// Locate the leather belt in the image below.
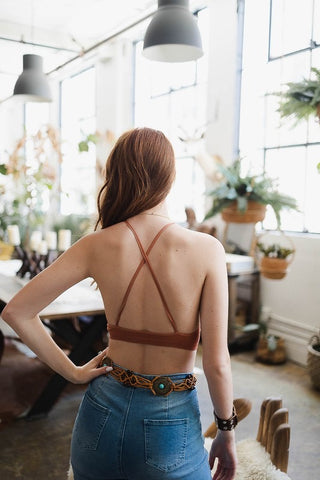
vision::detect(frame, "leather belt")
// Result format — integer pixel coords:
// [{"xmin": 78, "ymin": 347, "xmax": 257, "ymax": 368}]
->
[{"xmin": 100, "ymin": 356, "xmax": 197, "ymax": 397}]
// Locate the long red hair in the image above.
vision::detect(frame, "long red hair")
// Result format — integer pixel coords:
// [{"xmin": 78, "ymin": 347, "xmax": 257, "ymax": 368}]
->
[{"xmin": 96, "ymin": 127, "xmax": 175, "ymax": 229}]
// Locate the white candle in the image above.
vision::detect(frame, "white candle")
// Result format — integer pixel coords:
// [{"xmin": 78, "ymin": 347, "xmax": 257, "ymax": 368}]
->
[
  {"xmin": 45, "ymin": 231, "xmax": 57, "ymax": 250},
  {"xmin": 30, "ymin": 231, "xmax": 42, "ymax": 251},
  {"xmin": 38, "ymin": 240, "xmax": 48, "ymax": 255},
  {"xmin": 7, "ymin": 225, "xmax": 21, "ymax": 246},
  {"xmin": 58, "ymin": 229, "xmax": 71, "ymax": 251}
]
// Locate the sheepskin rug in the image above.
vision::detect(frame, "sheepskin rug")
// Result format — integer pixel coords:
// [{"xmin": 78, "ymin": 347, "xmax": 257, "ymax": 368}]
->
[
  {"xmin": 68, "ymin": 438, "xmax": 292, "ymax": 480},
  {"xmin": 205, "ymin": 437, "xmax": 292, "ymax": 480}
]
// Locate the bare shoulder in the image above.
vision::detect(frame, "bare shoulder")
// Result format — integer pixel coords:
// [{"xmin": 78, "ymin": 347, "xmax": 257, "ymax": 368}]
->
[
  {"xmin": 174, "ymin": 224, "xmax": 225, "ymax": 257},
  {"xmin": 77, "ymin": 223, "xmax": 125, "ymax": 248}
]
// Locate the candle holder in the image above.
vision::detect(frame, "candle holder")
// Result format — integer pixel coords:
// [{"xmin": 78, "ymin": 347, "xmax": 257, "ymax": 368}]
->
[{"xmin": 14, "ymin": 246, "xmax": 59, "ymax": 279}]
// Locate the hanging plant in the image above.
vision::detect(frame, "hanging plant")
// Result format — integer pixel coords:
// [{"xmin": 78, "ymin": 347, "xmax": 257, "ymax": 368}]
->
[
  {"xmin": 256, "ymin": 232, "xmax": 295, "ymax": 280},
  {"xmin": 205, "ymin": 160, "xmax": 298, "ymax": 227},
  {"xmin": 276, "ymin": 67, "xmax": 320, "ymax": 125}
]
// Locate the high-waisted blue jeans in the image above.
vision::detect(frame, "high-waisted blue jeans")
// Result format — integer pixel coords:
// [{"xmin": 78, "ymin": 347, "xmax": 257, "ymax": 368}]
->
[{"xmin": 70, "ymin": 365, "xmax": 211, "ymax": 480}]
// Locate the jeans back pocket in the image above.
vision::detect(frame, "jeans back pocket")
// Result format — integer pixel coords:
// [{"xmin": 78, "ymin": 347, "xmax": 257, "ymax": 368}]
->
[
  {"xmin": 144, "ymin": 418, "xmax": 188, "ymax": 472},
  {"xmin": 73, "ymin": 393, "xmax": 111, "ymax": 451}
]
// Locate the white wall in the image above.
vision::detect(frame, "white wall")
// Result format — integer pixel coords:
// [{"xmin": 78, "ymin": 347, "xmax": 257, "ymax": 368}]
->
[{"xmin": 261, "ymin": 234, "xmax": 320, "ymax": 365}]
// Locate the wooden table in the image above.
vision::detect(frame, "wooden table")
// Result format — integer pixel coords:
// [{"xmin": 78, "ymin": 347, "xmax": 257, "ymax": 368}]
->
[{"xmin": 0, "ymin": 260, "xmax": 106, "ymax": 419}]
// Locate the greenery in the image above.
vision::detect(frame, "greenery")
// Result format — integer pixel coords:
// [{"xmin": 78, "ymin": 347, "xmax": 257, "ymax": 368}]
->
[
  {"xmin": 205, "ymin": 159, "xmax": 298, "ymax": 227},
  {"xmin": 310, "ymin": 332, "xmax": 320, "ymax": 352},
  {"xmin": 0, "ymin": 126, "xmax": 62, "ymax": 241},
  {"xmin": 78, "ymin": 132, "xmax": 99, "ymax": 152},
  {"xmin": 256, "ymin": 242, "xmax": 294, "ymax": 259},
  {"xmin": 276, "ymin": 67, "xmax": 320, "ymax": 125},
  {"xmin": 52, "ymin": 214, "xmax": 93, "ymax": 242}
]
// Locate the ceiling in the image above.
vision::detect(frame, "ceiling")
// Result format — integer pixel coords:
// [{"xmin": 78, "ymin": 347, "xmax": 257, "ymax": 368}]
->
[
  {"xmin": 0, "ymin": 0, "xmax": 206, "ymax": 79},
  {"xmin": 0, "ymin": 0, "xmax": 158, "ymax": 77}
]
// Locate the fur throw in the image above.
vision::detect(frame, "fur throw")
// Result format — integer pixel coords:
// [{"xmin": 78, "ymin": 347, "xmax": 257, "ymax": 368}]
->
[
  {"xmin": 68, "ymin": 439, "xmax": 292, "ymax": 480},
  {"xmin": 67, "ymin": 465, "xmax": 73, "ymax": 480},
  {"xmin": 205, "ymin": 437, "xmax": 292, "ymax": 480}
]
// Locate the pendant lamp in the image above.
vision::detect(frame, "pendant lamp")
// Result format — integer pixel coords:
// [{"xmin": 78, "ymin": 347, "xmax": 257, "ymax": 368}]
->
[
  {"xmin": 143, "ymin": 0, "xmax": 203, "ymax": 62},
  {"xmin": 13, "ymin": 54, "xmax": 52, "ymax": 103}
]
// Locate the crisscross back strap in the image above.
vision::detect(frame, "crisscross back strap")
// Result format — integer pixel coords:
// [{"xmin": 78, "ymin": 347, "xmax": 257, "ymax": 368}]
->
[{"xmin": 116, "ymin": 221, "xmax": 177, "ymax": 331}]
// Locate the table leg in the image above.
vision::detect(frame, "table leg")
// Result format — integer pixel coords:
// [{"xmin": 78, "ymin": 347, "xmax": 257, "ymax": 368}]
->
[
  {"xmin": 227, "ymin": 275, "xmax": 238, "ymax": 342},
  {"xmin": 26, "ymin": 314, "xmax": 107, "ymax": 419}
]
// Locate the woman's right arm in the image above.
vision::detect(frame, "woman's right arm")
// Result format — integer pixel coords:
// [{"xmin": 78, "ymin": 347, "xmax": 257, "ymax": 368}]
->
[{"xmin": 199, "ymin": 236, "xmax": 237, "ymax": 480}]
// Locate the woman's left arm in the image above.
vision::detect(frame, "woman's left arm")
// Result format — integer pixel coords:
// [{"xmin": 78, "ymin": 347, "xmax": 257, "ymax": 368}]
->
[{"xmin": 1, "ymin": 234, "xmax": 111, "ymax": 383}]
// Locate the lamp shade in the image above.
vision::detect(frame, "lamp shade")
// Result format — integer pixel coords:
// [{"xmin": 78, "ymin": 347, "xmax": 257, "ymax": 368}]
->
[
  {"xmin": 143, "ymin": 0, "xmax": 203, "ymax": 62},
  {"xmin": 13, "ymin": 54, "xmax": 52, "ymax": 103}
]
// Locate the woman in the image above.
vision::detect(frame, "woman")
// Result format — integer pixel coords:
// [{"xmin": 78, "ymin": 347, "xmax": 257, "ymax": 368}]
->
[{"xmin": 2, "ymin": 127, "xmax": 237, "ymax": 480}]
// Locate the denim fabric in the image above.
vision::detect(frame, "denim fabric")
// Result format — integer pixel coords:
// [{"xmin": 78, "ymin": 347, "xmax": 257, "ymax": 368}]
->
[{"xmin": 71, "ymin": 365, "xmax": 211, "ymax": 480}]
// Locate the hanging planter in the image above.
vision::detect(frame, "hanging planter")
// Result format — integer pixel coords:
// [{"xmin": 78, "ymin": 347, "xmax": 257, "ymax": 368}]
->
[
  {"xmin": 205, "ymin": 160, "xmax": 298, "ymax": 227},
  {"xmin": 221, "ymin": 200, "xmax": 266, "ymax": 223},
  {"xmin": 259, "ymin": 257, "xmax": 290, "ymax": 280},
  {"xmin": 307, "ymin": 333, "xmax": 320, "ymax": 391},
  {"xmin": 256, "ymin": 232, "xmax": 295, "ymax": 280}
]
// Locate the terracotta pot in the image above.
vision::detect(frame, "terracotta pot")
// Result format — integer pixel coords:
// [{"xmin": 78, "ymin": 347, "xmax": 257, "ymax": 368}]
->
[
  {"xmin": 221, "ymin": 200, "xmax": 266, "ymax": 223},
  {"xmin": 256, "ymin": 337, "xmax": 286, "ymax": 364},
  {"xmin": 260, "ymin": 257, "xmax": 289, "ymax": 279}
]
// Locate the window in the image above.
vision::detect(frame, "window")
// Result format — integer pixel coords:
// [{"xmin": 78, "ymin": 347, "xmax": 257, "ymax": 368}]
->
[
  {"xmin": 60, "ymin": 67, "xmax": 96, "ymax": 215},
  {"xmin": 134, "ymin": 8, "xmax": 209, "ymax": 223},
  {"xmin": 239, "ymin": 0, "xmax": 320, "ymax": 233}
]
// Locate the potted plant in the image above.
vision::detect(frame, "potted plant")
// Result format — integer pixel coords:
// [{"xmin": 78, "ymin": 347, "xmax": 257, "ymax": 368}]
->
[
  {"xmin": 256, "ymin": 241, "xmax": 295, "ymax": 280},
  {"xmin": 0, "ymin": 126, "xmax": 62, "ymax": 243},
  {"xmin": 205, "ymin": 160, "xmax": 298, "ymax": 226},
  {"xmin": 239, "ymin": 318, "xmax": 286, "ymax": 364},
  {"xmin": 307, "ymin": 331, "xmax": 320, "ymax": 391},
  {"xmin": 276, "ymin": 67, "xmax": 320, "ymax": 125}
]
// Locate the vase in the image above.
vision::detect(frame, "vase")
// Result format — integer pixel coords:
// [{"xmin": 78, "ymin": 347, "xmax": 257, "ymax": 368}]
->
[{"xmin": 221, "ymin": 200, "xmax": 266, "ymax": 223}]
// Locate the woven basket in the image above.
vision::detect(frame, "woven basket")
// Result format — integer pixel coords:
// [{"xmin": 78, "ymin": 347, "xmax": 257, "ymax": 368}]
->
[
  {"xmin": 256, "ymin": 231, "xmax": 295, "ymax": 280},
  {"xmin": 256, "ymin": 337, "xmax": 287, "ymax": 364},
  {"xmin": 221, "ymin": 201, "xmax": 266, "ymax": 223},
  {"xmin": 260, "ymin": 257, "xmax": 289, "ymax": 279},
  {"xmin": 307, "ymin": 335, "xmax": 320, "ymax": 391}
]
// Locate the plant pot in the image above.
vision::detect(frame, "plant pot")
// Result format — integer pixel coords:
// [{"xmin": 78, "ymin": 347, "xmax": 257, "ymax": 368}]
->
[
  {"xmin": 259, "ymin": 257, "xmax": 289, "ymax": 279},
  {"xmin": 255, "ymin": 336, "xmax": 286, "ymax": 364},
  {"xmin": 307, "ymin": 335, "xmax": 320, "ymax": 391},
  {"xmin": 221, "ymin": 201, "xmax": 266, "ymax": 223}
]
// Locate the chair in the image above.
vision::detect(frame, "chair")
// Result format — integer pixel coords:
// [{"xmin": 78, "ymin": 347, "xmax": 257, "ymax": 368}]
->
[{"xmin": 256, "ymin": 397, "xmax": 290, "ymax": 473}]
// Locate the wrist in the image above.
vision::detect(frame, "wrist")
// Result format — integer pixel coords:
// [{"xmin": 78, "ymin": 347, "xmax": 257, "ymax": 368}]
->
[
  {"xmin": 214, "ymin": 406, "xmax": 238, "ymax": 431},
  {"xmin": 67, "ymin": 364, "xmax": 81, "ymax": 384}
]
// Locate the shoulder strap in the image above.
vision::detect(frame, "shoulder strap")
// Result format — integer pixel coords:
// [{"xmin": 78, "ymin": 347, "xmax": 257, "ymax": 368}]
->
[{"xmin": 116, "ymin": 221, "xmax": 177, "ymax": 332}]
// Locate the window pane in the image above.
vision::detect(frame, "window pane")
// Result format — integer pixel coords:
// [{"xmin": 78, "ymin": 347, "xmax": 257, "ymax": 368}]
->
[
  {"xmin": 313, "ymin": 0, "xmax": 320, "ymax": 46},
  {"xmin": 305, "ymin": 145, "xmax": 320, "ymax": 232},
  {"xmin": 134, "ymin": 8, "xmax": 208, "ymax": 222},
  {"xmin": 167, "ymin": 156, "xmax": 205, "ymax": 223},
  {"xmin": 269, "ymin": 0, "xmax": 313, "ymax": 58},
  {"xmin": 240, "ymin": 1, "xmax": 318, "ymax": 233},
  {"xmin": 25, "ymin": 103, "xmax": 50, "ymax": 134},
  {"xmin": 264, "ymin": 147, "xmax": 306, "ymax": 231},
  {"xmin": 60, "ymin": 68, "xmax": 96, "ymax": 216},
  {"xmin": 196, "ymin": 8, "xmax": 210, "ymax": 84}
]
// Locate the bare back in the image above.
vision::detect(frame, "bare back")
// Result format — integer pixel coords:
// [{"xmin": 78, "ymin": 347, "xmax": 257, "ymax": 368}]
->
[{"xmin": 88, "ymin": 217, "xmax": 213, "ymax": 374}]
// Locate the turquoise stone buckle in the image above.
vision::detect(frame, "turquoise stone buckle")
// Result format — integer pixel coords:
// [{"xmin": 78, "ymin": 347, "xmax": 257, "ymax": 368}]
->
[{"xmin": 151, "ymin": 376, "xmax": 174, "ymax": 396}]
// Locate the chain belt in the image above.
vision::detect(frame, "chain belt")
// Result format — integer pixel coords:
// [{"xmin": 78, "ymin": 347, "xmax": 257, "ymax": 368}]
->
[{"xmin": 100, "ymin": 356, "xmax": 197, "ymax": 397}]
